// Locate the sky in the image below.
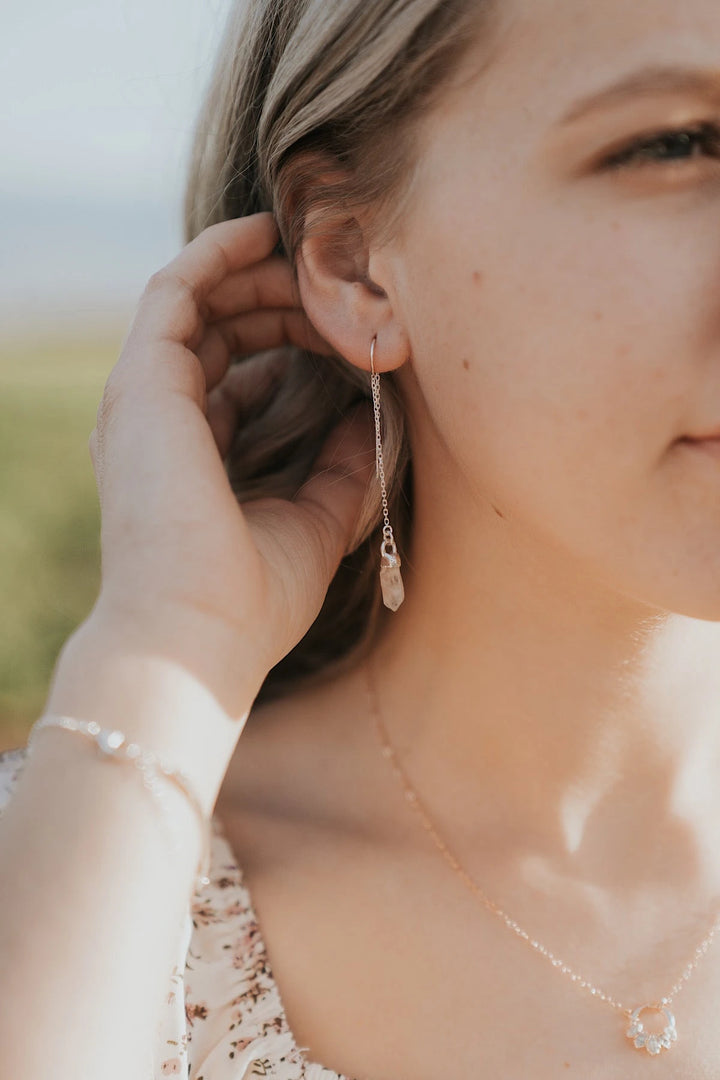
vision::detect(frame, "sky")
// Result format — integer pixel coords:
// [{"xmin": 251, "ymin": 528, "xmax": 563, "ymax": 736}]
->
[{"xmin": 0, "ymin": 0, "xmax": 234, "ymax": 336}]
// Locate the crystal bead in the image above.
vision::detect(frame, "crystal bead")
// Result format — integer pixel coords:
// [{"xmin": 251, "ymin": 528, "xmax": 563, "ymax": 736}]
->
[{"xmin": 97, "ymin": 729, "xmax": 125, "ymax": 754}]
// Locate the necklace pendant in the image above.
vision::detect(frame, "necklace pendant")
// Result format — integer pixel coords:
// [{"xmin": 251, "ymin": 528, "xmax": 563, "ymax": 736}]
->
[{"xmin": 625, "ymin": 1004, "xmax": 677, "ymax": 1055}]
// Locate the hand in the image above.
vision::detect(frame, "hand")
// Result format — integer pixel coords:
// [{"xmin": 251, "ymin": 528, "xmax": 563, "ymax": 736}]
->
[{"xmin": 87, "ymin": 212, "xmax": 376, "ymax": 696}]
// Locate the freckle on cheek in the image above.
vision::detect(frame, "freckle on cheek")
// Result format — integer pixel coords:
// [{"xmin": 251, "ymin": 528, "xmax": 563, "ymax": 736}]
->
[
  {"xmin": 462, "ymin": 358, "xmax": 470, "ymax": 371},
  {"xmin": 472, "ymin": 270, "xmax": 484, "ymax": 285}
]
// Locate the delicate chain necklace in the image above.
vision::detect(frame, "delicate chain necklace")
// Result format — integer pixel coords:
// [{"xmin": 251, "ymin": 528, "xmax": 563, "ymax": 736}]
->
[{"xmin": 363, "ymin": 660, "xmax": 720, "ymax": 1057}]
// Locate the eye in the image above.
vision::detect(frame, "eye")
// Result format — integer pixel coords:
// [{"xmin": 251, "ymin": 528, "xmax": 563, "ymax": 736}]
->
[{"xmin": 600, "ymin": 121, "xmax": 720, "ymax": 171}]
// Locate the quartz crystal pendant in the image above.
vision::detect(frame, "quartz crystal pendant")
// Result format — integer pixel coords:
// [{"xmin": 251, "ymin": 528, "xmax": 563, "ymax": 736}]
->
[
  {"xmin": 625, "ymin": 1004, "xmax": 677, "ymax": 1055},
  {"xmin": 380, "ymin": 541, "xmax": 405, "ymax": 611}
]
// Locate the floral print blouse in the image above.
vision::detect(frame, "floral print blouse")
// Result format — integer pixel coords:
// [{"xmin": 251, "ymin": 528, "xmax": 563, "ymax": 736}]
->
[{"xmin": 0, "ymin": 746, "xmax": 351, "ymax": 1080}]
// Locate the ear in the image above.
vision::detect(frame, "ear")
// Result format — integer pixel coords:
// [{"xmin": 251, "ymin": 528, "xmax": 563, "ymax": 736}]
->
[{"xmin": 295, "ymin": 203, "xmax": 410, "ymax": 376}]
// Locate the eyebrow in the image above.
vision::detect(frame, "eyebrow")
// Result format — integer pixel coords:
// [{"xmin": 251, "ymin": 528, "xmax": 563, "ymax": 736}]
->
[{"xmin": 558, "ymin": 64, "xmax": 720, "ymax": 126}]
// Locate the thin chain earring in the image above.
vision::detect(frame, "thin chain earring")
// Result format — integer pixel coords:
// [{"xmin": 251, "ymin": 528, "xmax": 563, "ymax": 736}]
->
[{"xmin": 369, "ymin": 335, "xmax": 405, "ymax": 611}]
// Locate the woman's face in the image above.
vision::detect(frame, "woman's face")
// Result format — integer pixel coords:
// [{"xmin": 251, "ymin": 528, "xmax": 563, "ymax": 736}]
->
[{"xmin": 378, "ymin": 0, "xmax": 720, "ymax": 617}]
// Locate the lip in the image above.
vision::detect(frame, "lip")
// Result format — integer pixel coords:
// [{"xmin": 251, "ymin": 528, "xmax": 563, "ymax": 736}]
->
[{"xmin": 681, "ymin": 435, "xmax": 720, "ymax": 458}]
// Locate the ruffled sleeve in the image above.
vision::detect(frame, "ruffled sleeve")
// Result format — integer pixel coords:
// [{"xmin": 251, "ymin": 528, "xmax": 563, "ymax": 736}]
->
[
  {"xmin": 155, "ymin": 902, "xmax": 194, "ymax": 1078},
  {"xmin": 181, "ymin": 826, "xmax": 309, "ymax": 1080},
  {"xmin": 0, "ymin": 745, "xmax": 28, "ymax": 809},
  {"xmin": 0, "ymin": 747, "xmax": 28, "ymax": 812},
  {"xmin": 180, "ymin": 822, "xmax": 348, "ymax": 1080}
]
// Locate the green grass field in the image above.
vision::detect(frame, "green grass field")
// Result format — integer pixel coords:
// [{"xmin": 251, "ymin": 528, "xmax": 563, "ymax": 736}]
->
[{"xmin": 0, "ymin": 326, "xmax": 127, "ymax": 749}]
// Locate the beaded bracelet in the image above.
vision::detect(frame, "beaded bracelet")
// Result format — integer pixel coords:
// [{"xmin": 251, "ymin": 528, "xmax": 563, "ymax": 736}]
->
[{"xmin": 27, "ymin": 714, "xmax": 212, "ymax": 896}]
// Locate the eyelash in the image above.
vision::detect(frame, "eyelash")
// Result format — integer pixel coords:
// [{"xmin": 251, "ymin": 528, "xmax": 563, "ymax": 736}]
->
[{"xmin": 601, "ymin": 121, "xmax": 720, "ymax": 171}]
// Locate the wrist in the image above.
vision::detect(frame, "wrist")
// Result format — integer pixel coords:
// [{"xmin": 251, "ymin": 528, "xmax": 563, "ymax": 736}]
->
[
  {"xmin": 27, "ymin": 713, "xmax": 215, "ymax": 893},
  {"xmin": 44, "ymin": 609, "xmax": 264, "ymax": 816}
]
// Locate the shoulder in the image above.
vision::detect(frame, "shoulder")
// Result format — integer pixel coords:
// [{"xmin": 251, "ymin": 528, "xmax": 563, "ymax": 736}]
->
[
  {"xmin": 218, "ymin": 667, "xmax": 372, "ymax": 832},
  {"xmin": 0, "ymin": 745, "xmax": 29, "ymax": 813}
]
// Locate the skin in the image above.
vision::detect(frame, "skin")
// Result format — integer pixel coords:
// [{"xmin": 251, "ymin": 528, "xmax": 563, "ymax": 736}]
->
[{"xmin": 214, "ymin": 0, "xmax": 720, "ymax": 1075}]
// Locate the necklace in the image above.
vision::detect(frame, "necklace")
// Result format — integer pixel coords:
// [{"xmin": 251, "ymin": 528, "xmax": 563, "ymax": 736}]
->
[{"xmin": 363, "ymin": 660, "xmax": 720, "ymax": 1057}]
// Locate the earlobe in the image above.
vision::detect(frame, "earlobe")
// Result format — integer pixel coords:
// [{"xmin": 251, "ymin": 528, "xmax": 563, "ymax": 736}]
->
[{"xmin": 295, "ymin": 211, "xmax": 409, "ymax": 375}]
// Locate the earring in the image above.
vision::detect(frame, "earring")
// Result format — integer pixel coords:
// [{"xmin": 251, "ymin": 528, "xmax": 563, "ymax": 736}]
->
[{"xmin": 369, "ymin": 335, "xmax": 405, "ymax": 612}]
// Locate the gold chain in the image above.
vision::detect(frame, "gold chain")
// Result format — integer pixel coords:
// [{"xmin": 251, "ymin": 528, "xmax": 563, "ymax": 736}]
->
[{"xmin": 363, "ymin": 658, "xmax": 720, "ymax": 1048}]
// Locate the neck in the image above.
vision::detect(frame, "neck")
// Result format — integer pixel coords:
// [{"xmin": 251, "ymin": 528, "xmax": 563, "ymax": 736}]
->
[{"xmin": 365, "ymin": 453, "xmax": 720, "ymax": 899}]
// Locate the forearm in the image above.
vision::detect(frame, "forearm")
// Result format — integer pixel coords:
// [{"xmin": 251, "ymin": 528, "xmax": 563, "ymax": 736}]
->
[{"xmin": 0, "ymin": 617, "xmax": 259, "ymax": 1079}]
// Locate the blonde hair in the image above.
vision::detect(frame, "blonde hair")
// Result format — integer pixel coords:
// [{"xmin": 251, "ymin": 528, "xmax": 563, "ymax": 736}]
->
[{"xmin": 184, "ymin": 0, "xmax": 499, "ymax": 703}]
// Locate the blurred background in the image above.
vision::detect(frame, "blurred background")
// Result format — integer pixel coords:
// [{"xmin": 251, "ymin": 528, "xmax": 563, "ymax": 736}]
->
[{"xmin": 1, "ymin": 0, "xmax": 233, "ymax": 749}]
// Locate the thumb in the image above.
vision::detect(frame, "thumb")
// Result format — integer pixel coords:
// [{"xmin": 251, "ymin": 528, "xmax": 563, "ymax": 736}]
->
[{"xmin": 293, "ymin": 399, "xmax": 377, "ymax": 571}]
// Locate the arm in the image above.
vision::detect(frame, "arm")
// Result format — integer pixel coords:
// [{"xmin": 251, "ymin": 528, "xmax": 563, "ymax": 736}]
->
[
  {"xmin": 0, "ymin": 618, "xmax": 259, "ymax": 1080},
  {"xmin": 0, "ymin": 212, "xmax": 374, "ymax": 1079}
]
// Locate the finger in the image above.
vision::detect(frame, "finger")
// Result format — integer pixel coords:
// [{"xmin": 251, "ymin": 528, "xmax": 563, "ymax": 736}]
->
[
  {"xmin": 202, "ymin": 255, "xmax": 301, "ymax": 322},
  {"xmin": 108, "ymin": 303, "xmax": 333, "ymax": 436},
  {"xmin": 131, "ymin": 213, "xmax": 281, "ymax": 345},
  {"xmin": 196, "ymin": 308, "xmax": 336, "ymax": 391},
  {"xmin": 205, "ymin": 350, "xmax": 290, "ymax": 459},
  {"xmin": 290, "ymin": 400, "xmax": 377, "ymax": 581},
  {"xmin": 205, "ymin": 382, "xmax": 240, "ymax": 463}
]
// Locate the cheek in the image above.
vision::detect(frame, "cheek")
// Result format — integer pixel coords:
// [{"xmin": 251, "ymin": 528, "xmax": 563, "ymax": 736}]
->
[
  {"xmin": 404, "ymin": 257, "xmax": 640, "ymax": 476},
  {"xmin": 397, "ymin": 205, "xmax": 695, "ymax": 553},
  {"xmin": 389, "ymin": 130, "xmax": 720, "ymax": 607}
]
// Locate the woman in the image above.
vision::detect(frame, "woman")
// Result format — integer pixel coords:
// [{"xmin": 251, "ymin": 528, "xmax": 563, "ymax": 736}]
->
[{"xmin": 3, "ymin": 0, "xmax": 720, "ymax": 1075}]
